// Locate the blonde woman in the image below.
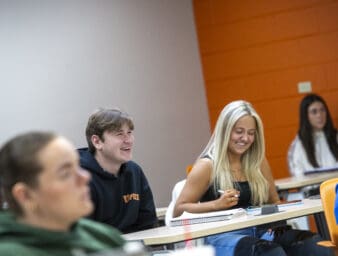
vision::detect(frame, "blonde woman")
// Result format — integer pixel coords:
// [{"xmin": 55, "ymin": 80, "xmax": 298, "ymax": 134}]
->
[{"xmin": 174, "ymin": 100, "xmax": 333, "ymax": 256}]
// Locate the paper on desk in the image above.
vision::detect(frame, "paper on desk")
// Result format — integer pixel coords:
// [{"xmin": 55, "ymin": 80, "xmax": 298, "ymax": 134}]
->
[{"xmin": 170, "ymin": 208, "xmax": 246, "ymax": 226}]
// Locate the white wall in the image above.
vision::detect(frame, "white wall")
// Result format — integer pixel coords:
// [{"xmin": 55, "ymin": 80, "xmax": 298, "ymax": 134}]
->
[{"xmin": 0, "ymin": 0, "xmax": 210, "ymax": 207}]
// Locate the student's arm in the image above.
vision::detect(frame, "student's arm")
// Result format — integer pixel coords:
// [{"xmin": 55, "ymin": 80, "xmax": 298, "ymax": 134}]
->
[
  {"xmin": 261, "ymin": 157, "xmax": 281, "ymax": 204},
  {"xmin": 173, "ymin": 158, "xmax": 239, "ymax": 217}
]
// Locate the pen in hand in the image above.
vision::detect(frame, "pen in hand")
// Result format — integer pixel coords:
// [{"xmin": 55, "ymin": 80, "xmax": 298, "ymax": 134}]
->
[{"xmin": 218, "ymin": 189, "xmax": 239, "ymax": 197}]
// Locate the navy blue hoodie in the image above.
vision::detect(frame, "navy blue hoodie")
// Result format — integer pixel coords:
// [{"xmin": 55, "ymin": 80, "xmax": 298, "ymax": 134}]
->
[{"xmin": 78, "ymin": 148, "xmax": 157, "ymax": 234}]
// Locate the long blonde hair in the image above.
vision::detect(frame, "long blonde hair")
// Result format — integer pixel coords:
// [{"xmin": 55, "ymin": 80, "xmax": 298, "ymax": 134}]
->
[{"xmin": 199, "ymin": 100, "xmax": 269, "ymax": 205}]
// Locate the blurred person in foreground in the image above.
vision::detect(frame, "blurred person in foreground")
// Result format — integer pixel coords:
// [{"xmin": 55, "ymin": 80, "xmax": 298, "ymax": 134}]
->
[{"xmin": 0, "ymin": 131, "xmax": 125, "ymax": 256}]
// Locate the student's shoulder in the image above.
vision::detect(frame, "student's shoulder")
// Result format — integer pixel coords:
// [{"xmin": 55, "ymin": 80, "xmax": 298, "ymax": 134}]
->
[
  {"xmin": 188, "ymin": 158, "xmax": 213, "ymax": 180},
  {"xmin": 78, "ymin": 148, "xmax": 94, "ymax": 165},
  {"xmin": 78, "ymin": 218, "xmax": 125, "ymax": 246},
  {"xmin": 123, "ymin": 161, "xmax": 143, "ymax": 172},
  {"xmin": 193, "ymin": 158, "xmax": 213, "ymax": 172},
  {"xmin": 288, "ymin": 135, "xmax": 303, "ymax": 153},
  {"xmin": 0, "ymin": 242, "xmax": 40, "ymax": 256},
  {"xmin": 77, "ymin": 147, "xmax": 90, "ymax": 156}
]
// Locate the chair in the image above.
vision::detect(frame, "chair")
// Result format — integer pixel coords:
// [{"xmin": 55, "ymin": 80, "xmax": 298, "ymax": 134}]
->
[
  {"xmin": 165, "ymin": 179, "xmax": 186, "ymax": 226},
  {"xmin": 165, "ymin": 164, "xmax": 193, "ymax": 225},
  {"xmin": 317, "ymin": 178, "xmax": 338, "ymax": 255},
  {"xmin": 165, "ymin": 179, "xmax": 204, "ymax": 248},
  {"xmin": 165, "ymin": 163, "xmax": 194, "ymax": 225}
]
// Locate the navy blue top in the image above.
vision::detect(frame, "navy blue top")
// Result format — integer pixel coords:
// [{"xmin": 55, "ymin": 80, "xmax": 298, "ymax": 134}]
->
[{"xmin": 78, "ymin": 148, "xmax": 158, "ymax": 234}]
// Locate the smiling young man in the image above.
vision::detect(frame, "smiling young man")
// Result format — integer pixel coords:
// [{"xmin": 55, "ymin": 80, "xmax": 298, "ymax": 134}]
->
[{"xmin": 78, "ymin": 108, "xmax": 158, "ymax": 233}]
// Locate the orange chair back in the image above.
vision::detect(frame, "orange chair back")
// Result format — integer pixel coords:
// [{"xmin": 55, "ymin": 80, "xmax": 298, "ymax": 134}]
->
[{"xmin": 320, "ymin": 178, "xmax": 338, "ymax": 245}]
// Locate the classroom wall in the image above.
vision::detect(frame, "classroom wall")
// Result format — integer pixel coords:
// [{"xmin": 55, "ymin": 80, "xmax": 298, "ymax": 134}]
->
[
  {"xmin": 193, "ymin": 0, "xmax": 338, "ymax": 179},
  {"xmin": 0, "ymin": 0, "xmax": 210, "ymax": 207}
]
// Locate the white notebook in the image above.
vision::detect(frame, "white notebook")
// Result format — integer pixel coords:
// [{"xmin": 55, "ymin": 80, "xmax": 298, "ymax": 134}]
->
[{"xmin": 169, "ymin": 208, "xmax": 246, "ymax": 227}]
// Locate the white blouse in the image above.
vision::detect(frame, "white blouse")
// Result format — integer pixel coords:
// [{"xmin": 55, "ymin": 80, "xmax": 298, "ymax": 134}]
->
[{"xmin": 288, "ymin": 131, "xmax": 338, "ymax": 177}]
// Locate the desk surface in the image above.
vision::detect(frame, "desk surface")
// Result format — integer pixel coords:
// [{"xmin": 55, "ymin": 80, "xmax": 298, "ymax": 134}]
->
[
  {"xmin": 124, "ymin": 199, "xmax": 322, "ymax": 246},
  {"xmin": 275, "ymin": 171, "xmax": 338, "ymax": 190}
]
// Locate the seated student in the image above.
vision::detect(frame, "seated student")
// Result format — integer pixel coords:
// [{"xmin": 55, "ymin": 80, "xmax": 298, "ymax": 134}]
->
[
  {"xmin": 0, "ymin": 131, "xmax": 125, "ymax": 256},
  {"xmin": 79, "ymin": 108, "xmax": 158, "ymax": 233},
  {"xmin": 288, "ymin": 94, "xmax": 338, "ymax": 229},
  {"xmin": 173, "ymin": 100, "xmax": 334, "ymax": 256},
  {"xmin": 288, "ymin": 93, "xmax": 338, "ymax": 177}
]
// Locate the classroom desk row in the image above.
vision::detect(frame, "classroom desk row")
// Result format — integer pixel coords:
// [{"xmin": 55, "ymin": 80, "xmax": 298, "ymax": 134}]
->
[
  {"xmin": 155, "ymin": 170, "xmax": 338, "ymax": 221},
  {"xmin": 126, "ymin": 198, "xmax": 324, "ymax": 246},
  {"xmin": 275, "ymin": 171, "xmax": 338, "ymax": 191}
]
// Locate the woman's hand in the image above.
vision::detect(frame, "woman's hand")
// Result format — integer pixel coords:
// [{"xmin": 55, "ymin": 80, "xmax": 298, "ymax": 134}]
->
[{"xmin": 215, "ymin": 189, "xmax": 240, "ymax": 209}]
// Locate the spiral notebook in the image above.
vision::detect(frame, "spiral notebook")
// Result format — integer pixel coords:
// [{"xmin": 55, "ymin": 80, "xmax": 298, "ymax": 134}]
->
[{"xmin": 169, "ymin": 208, "xmax": 246, "ymax": 227}]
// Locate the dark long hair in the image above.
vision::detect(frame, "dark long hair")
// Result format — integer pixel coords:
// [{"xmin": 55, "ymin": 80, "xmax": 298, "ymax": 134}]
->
[{"xmin": 298, "ymin": 94, "xmax": 338, "ymax": 167}]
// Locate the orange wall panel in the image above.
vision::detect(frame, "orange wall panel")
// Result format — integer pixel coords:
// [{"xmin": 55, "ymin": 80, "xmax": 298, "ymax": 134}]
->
[
  {"xmin": 272, "ymin": 8, "xmax": 318, "ymax": 38},
  {"xmin": 317, "ymin": 1, "xmax": 338, "ymax": 32},
  {"xmin": 210, "ymin": 0, "xmax": 326, "ymax": 24},
  {"xmin": 254, "ymin": 98, "xmax": 299, "ymax": 128},
  {"xmin": 326, "ymin": 62, "xmax": 338, "ymax": 90},
  {"xmin": 193, "ymin": 0, "xmax": 213, "ymax": 28},
  {"xmin": 265, "ymin": 126, "xmax": 298, "ymax": 158},
  {"xmin": 297, "ymin": 32, "xmax": 338, "ymax": 64},
  {"xmin": 198, "ymin": 17, "xmax": 273, "ymax": 54},
  {"xmin": 275, "ymin": 66, "xmax": 327, "ymax": 95},
  {"xmin": 269, "ymin": 156, "xmax": 290, "ymax": 179}
]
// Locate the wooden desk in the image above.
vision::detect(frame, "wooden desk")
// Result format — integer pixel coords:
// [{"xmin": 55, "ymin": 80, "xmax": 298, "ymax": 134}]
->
[
  {"xmin": 275, "ymin": 171, "xmax": 338, "ymax": 191},
  {"xmin": 124, "ymin": 199, "xmax": 323, "ymax": 246}
]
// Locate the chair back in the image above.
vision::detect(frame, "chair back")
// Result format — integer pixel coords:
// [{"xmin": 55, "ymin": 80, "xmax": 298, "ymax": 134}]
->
[
  {"xmin": 165, "ymin": 179, "xmax": 186, "ymax": 226},
  {"xmin": 320, "ymin": 178, "xmax": 338, "ymax": 245}
]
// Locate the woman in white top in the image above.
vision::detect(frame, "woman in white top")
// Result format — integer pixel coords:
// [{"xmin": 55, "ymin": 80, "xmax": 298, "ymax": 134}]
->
[
  {"xmin": 287, "ymin": 94, "xmax": 338, "ymax": 230},
  {"xmin": 288, "ymin": 93, "xmax": 338, "ymax": 176}
]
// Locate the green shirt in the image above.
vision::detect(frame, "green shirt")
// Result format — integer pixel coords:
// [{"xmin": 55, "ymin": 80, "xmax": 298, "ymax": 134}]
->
[{"xmin": 0, "ymin": 212, "xmax": 125, "ymax": 256}]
